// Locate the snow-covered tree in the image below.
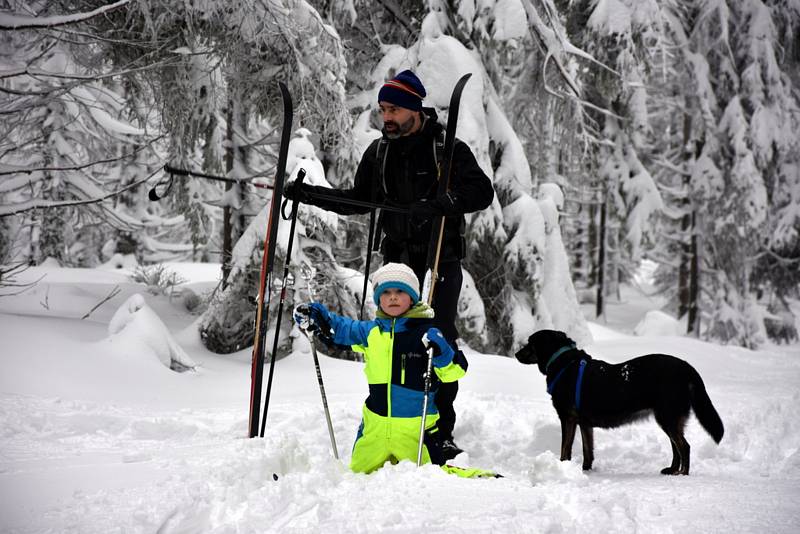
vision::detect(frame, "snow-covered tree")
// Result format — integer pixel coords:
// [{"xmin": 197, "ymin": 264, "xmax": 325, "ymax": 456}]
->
[
  {"xmin": 0, "ymin": 8, "xmax": 150, "ymax": 265},
  {"xmin": 653, "ymin": 0, "xmax": 800, "ymax": 346}
]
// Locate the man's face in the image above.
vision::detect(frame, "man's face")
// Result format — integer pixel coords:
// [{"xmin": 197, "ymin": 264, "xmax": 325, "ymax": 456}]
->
[{"xmin": 379, "ymin": 102, "xmax": 420, "ymax": 139}]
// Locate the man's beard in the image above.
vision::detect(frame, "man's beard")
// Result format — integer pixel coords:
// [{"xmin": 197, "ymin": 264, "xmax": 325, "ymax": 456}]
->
[{"xmin": 383, "ymin": 115, "xmax": 417, "ymax": 139}]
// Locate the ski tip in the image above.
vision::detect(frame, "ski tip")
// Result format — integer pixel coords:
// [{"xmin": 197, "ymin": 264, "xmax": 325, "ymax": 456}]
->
[{"xmin": 455, "ymin": 72, "xmax": 472, "ymax": 89}]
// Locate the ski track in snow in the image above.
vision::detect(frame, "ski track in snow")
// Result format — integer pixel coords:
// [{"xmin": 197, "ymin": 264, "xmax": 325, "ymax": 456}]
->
[{"xmin": 2, "ymin": 283, "xmax": 800, "ymax": 532}]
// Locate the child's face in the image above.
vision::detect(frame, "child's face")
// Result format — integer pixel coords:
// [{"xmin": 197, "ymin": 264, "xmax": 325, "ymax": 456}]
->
[{"xmin": 379, "ymin": 288, "xmax": 413, "ymax": 317}]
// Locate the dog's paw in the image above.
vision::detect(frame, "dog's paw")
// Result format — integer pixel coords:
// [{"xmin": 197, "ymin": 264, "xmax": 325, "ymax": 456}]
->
[{"xmin": 660, "ymin": 466, "xmax": 688, "ymax": 475}]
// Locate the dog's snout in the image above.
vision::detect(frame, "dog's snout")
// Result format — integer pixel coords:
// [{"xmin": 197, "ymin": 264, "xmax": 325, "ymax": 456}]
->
[{"xmin": 514, "ymin": 344, "xmax": 537, "ymax": 364}]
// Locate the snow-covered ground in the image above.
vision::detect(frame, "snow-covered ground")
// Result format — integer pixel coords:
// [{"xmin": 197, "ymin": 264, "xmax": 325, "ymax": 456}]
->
[{"xmin": 1, "ymin": 263, "xmax": 799, "ymax": 533}]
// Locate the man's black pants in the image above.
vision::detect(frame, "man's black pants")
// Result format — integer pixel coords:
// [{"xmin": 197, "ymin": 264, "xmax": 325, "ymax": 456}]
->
[{"xmin": 410, "ymin": 260, "xmax": 464, "ymax": 441}]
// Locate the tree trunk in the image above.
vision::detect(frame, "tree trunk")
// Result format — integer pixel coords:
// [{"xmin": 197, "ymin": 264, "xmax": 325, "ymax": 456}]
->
[
  {"xmin": 687, "ymin": 210, "xmax": 700, "ymax": 335},
  {"xmin": 221, "ymin": 98, "xmax": 235, "ymax": 287},
  {"xmin": 678, "ymin": 109, "xmax": 692, "ymax": 319},
  {"xmin": 595, "ymin": 192, "xmax": 607, "ymax": 319}
]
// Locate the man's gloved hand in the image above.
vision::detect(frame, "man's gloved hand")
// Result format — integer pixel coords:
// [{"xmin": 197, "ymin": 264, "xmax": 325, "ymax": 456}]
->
[
  {"xmin": 293, "ymin": 302, "xmax": 333, "ymax": 339},
  {"xmin": 284, "ymin": 180, "xmax": 312, "ymax": 203},
  {"xmin": 422, "ymin": 327, "xmax": 455, "ymax": 368},
  {"xmin": 409, "ymin": 192, "xmax": 459, "ymax": 218}
]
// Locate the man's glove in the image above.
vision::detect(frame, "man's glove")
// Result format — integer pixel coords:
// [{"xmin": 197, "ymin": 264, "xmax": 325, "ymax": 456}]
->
[
  {"xmin": 409, "ymin": 192, "xmax": 459, "ymax": 218},
  {"xmin": 284, "ymin": 180, "xmax": 312, "ymax": 203},
  {"xmin": 422, "ymin": 327, "xmax": 455, "ymax": 368},
  {"xmin": 293, "ymin": 302, "xmax": 333, "ymax": 339}
]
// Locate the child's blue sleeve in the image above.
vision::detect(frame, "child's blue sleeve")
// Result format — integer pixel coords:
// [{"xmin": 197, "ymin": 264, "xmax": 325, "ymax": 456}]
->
[{"xmin": 328, "ymin": 313, "xmax": 375, "ymax": 347}]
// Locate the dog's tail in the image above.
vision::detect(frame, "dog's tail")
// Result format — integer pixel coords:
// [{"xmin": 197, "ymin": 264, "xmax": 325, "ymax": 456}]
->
[{"xmin": 689, "ymin": 370, "xmax": 724, "ymax": 443}]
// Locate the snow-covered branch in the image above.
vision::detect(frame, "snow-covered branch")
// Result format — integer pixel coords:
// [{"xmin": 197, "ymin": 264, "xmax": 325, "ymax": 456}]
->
[
  {"xmin": 0, "ymin": 1, "xmax": 131, "ymax": 30},
  {"xmin": 0, "ymin": 137, "xmax": 164, "ymax": 180},
  {"xmin": 0, "ymin": 167, "xmax": 159, "ymax": 218}
]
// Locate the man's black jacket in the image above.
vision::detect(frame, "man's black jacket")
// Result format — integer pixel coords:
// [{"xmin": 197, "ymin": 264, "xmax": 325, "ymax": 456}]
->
[{"xmin": 301, "ymin": 108, "xmax": 494, "ymax": 269}]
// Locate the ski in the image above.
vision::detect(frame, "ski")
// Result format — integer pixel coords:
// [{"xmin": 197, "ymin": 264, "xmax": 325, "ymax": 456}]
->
[
  {"xmin": 248, "ymin": 82, "xmax": 293, "ymax": 439},
  {"xmin": 259, "ymin": 169, "xmax": 306, "ymax": 437},
  {"xmin": 423, "ymin": 73, "xmax": 472, "ymax": 303}
]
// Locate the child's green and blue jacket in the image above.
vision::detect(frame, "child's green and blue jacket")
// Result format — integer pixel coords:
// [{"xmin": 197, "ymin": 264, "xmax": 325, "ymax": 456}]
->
[{"xmin": 326, "ymin": 302, "xmax": 466, "ymax": 418}]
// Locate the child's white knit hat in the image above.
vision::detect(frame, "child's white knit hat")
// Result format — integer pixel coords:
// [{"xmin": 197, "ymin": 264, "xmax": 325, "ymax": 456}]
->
[{"xmin": 371, "ymin": 262, "xmax": 420, "ymax": 305}]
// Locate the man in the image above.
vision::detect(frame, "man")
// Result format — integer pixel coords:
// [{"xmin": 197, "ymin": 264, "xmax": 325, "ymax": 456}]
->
[{"xmin": 285, "ymin": 69, "xmax": 494, "ymax": 460}]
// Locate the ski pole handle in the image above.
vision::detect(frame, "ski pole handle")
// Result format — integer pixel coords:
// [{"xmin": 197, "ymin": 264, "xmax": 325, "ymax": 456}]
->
[
  {"xmin": 282, "ymin": 168, "xmax": 306, "ymax": 219},
  {"xmin": 421, "ymin": 332, "xmax": 431, "ymax": 348}
]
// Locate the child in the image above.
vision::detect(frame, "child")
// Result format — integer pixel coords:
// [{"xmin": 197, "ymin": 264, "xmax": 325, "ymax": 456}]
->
[{"xmin": 293, "ymin": 262, "xmax": 465, "ymax": 473}]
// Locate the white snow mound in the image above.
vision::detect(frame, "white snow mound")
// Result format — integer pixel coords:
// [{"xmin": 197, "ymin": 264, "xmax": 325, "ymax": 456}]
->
[
  {"xmin": 107, "ymin": 294, "xmax": 197, "ymax": 371},
  {"xmin": 633, "ymin": 309, "xmax": 681, "ymax": 337}
]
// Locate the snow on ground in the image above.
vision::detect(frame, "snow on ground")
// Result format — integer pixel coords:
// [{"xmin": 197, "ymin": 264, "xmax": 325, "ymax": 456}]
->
[{"xmin": 1, "ymin": 264, "xmax": 799, "ymax": 533}]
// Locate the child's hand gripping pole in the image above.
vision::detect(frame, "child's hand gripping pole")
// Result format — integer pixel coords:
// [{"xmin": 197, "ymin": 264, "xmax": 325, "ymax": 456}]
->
[{"xmin": 417, "ymin": 328, "xmax": 454, "ymax": 466}]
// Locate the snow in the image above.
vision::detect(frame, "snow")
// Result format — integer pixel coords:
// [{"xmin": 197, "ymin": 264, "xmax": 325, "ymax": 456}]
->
[
  {"xmin": 1, "ymin": 264, "xmax": 799, "ymax": 533},
  {"xmin": 491, "ymin": 0, "xmax": 528, "ymax": 41},
  {"xmin": 633, "ymin": 310, "xmax": 681, "ymax": 337},
  {"xmin": 587, "ymin": 0, "xmax": 632, "ymax": 36},
  {"xmin": 106, "ymin": 294, "xmax": 197, "ymax": 371}
]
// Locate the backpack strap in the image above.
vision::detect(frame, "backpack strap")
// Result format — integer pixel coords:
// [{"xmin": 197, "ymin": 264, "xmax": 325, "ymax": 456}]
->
[
  {"xmin": 372, "ymin": 138, "xmax": 389, "ymax": 251},
  {"xmin": 376, "ymin": 138, "xmax": 390, "ymax": 198},
  {"xmin": 432, "ymin": 129, "xmax": 445, "ymax": 182}
]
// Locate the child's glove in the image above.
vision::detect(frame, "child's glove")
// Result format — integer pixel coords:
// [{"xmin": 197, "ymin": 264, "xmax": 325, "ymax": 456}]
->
[
  {"xmin": 422, "ymin": 327, "xmax": 454, "ymax": 368},
  {"xmin": 293, "ymin": 302, "xmax": 333, "ymax": 339}
]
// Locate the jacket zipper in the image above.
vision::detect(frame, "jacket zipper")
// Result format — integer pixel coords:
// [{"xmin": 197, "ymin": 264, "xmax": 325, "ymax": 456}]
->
[{"xmin": 386, "ymin": 319, "xmax": 395, "ymax": 439}]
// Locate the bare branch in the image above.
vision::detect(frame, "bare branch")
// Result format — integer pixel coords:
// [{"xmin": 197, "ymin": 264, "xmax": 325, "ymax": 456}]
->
[
  {"xmin": 0, "ymin": 262, "xmax": 44, "ymax": 296},
  {"xmin": 81, "ymin": 285, "xmax": 122, "ymax": 320}
]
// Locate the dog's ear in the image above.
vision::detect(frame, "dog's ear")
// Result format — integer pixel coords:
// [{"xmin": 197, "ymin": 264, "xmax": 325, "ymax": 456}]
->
[
  {"xmin": 530, "ymin": 329, "xmax": 568, "ymax": 356},
  {"xmin": 558, "ymin": 330, "xmax": 577, "ymax": 346}
]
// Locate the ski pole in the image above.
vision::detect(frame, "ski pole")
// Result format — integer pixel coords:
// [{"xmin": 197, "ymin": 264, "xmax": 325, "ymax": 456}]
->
[
  {"xmin": 148, "ymin": 164, "xmax": 274, "ymax": 201},
  {"xmin": 300, "ymin": 264, "xmax": 339, "ymax": 459},
  {"xmin": 301, "ymin": 190, "xmax": 410, "ymax": 214},
  {"xmin": 417, "ymin": 332, "xmax": 436, "ymax": 466},
  {"xmin": 259, "ymin": 168, "xmax": 305, "ymax": 437}
]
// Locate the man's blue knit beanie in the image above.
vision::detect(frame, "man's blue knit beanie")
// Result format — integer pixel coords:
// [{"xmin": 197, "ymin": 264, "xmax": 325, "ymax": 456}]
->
[{"xmin": 377, "ymin": 70, "xmax": 426, "ymax": 111}]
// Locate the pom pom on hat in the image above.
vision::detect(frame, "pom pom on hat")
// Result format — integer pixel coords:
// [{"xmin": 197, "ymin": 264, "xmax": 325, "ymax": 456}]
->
[
  {"xmin": 377, "ymin": 70, "xmax": 426, "ymax": 111},
  {"xmin": 372, "ymin": 262, "xmax": 420, "ymax": 305}
]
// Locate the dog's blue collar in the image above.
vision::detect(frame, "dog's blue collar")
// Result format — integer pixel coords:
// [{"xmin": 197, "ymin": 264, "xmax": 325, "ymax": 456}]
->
[{"xmin": 545, "ymin": 343, "xmax": 576, "ymax": 371}]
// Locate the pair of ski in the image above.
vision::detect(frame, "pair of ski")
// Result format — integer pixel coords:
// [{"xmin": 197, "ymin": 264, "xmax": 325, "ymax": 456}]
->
[
  {"xmin": 248, "ymin": 83, "xmax": 340, "ymax": 442},
  {"xmin": 248, "ymin": 74, "xmax": 473, "ymax": 458}
]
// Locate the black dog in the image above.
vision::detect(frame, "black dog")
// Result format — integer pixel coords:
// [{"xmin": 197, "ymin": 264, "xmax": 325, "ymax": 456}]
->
[{"xmin": 515, "ymin": 329, "xmax": 724, "ymax": 475}]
